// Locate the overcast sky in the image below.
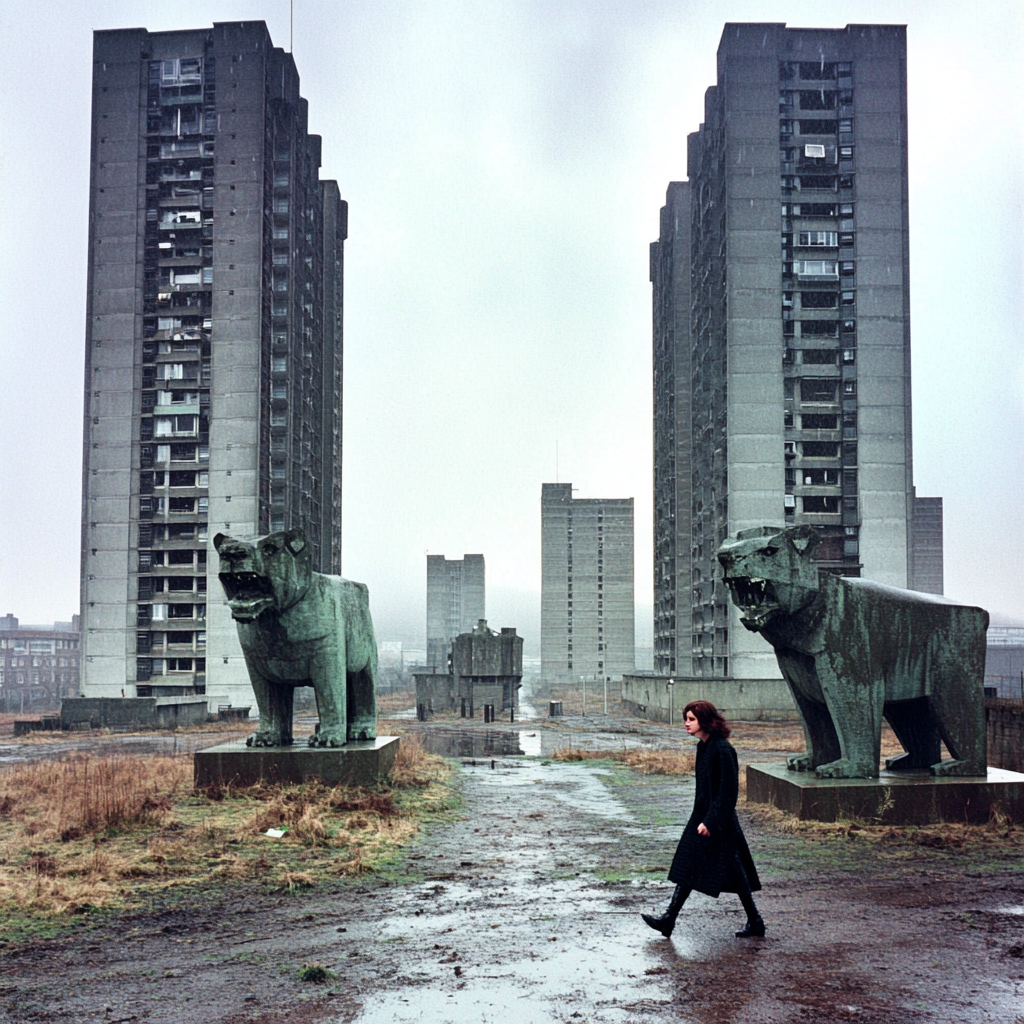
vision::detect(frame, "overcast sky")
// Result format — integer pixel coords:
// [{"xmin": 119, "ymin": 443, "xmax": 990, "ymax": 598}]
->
[{"xmin": 1, "ymin": 0, "xmax": 1021, "ymax": 649}]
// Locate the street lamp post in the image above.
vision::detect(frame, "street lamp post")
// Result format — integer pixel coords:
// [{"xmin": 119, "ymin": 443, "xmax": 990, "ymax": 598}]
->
[{"xmin": 667, "ymin": 677, "xmax": 675, "ymax": 727}]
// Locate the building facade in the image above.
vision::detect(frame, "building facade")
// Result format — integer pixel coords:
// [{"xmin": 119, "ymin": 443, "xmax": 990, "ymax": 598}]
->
[
  {"xmin": 541, "ymin": 483, "xmax": 635, "ymax": 685},
  {"xmin": 652, "ymin": 23, "xmax": 924, "ymax": 678},
  {"xmin": 909, "ymin": 493, "xmax": 944, "ymax": 594},
  {"xmin": 0, "ymin": 615, "xmax": 81, "ymax": 712},
  {"xmin": 80, "ymin": 23, "xmax": 346, "ymax": 708},
  {"xmin": 425, "ymin": 554, "xmax": 485, "ymax": 669}
]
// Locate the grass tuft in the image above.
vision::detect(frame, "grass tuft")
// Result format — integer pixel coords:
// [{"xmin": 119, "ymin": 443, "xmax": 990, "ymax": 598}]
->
[{"xmin": 551, "ymin": 746, "xmax": 694, "ymax": 775}]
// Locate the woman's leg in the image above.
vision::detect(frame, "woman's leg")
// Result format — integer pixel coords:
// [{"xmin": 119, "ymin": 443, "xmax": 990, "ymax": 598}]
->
[
  {"xmin": 641, "ymin": 884, "xmax": 690, "ymax": 938},
  {"xmin": 732, "ymin": 855, "xmax": 765, "ymax": 937}
]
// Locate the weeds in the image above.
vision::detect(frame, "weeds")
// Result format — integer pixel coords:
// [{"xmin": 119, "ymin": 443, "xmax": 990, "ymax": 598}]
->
[
  {"xmin": 551, "ymin": 746, "xmax": 694, "ymax": 775},
  {"xmin": 297, "ymin": 962, "xmax": 335, "ymax": 983},
  {"xmin": 0, "ymin": 742, "xmax": 453, "ymax": 939}
]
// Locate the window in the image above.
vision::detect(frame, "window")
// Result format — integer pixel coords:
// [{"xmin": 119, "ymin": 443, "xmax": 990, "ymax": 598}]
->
[
  {"xmin": 842, "ymin": 349, "xmax": 856, "ymax": 364},
  {"xmin": 800, "ymin": 62, "xmax": 836, "ymax": 81},
  {"xmin": 794, "ymin": 260, "xmax": 838, "ymax": 279},
  {"xmin": 796, "ymin": 203, "xmax": 835, "ymax": 216},
  {"xmin": 801, "ymin": 379, "xmax": 837, "ymax": 402},
  {"xmin": 803, "ymin": 442, "xmax": 840, "ymax": 457},
  {"xmin": 272, "ymin": 356, "xmax": 287, "ymax": 373},
  {"xmin": 801, "ymin": 291, "xmax": 838, "ymax": 308},
  {"xmin": 840, "ymin": 261, "xmax": 855, "ymax": 277},
  {"xmin": 800, "ymin": 320, "xmax": 838, "ymax": 337},
  {"xmin": 799, "ymin": 231, "xmax": 837, "ymax": 247},
  {"xmin": 784, "ymin": 495, "xmax": 796, "ymax": 510},
  {"xmin": 803, "ymin": 496, "xmax": 839, "ymax": 513},
  {"xmin": 799, "ymin": 175, "xmax": 836, "ymax": 190},
  {"xmin": 841, "ymin": 291, "xmax": 855, "ymax": 305},
  {"xmin": 779, "ymin": 120, "xmax": 793, "ymax": 136},
  {"xmin": 798, "ymin": 119, "xmax": 837, "ymax": 135},
  {"xmin": 803, "ymin": 144, "xmax": 826, "ymax": 158},
  {"xmin": 843, "ymin": 381, "xmax": 857, "ymax": 396},
  {"xmin": 838, "ymin": 120, "xmax": 853, "ymax": 134},
  {"xmin": 839, "ymin": 146, "xmax": 854, "ymax": 159},
  {"xmin": 801, "ymin": 350, "xmax": 837, "ymax": 366},
  {"xmin": 802, "ymin": 413, "xmax": 837, "ymax": 428},
  {"xmin": 152, "ymin": 604, "xmax": 168, "ymax": 622},
  {"xmin": 799, "ymin": 90, "xmax": 836, "ymax": 111}
]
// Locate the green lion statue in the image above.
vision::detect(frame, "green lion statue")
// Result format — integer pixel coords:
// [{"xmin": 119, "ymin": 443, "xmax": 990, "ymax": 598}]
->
[
  {"xmin": 718, "ymin": 525, "xmax": 988, "ymax": 779},
  {"xmin": 214, "ymin": 529, "xmax": 378, "ymax": 748}
]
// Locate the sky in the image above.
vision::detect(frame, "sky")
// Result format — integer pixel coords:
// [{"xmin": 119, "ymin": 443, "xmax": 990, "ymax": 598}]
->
[{"xmin": 1, "ymin": 0, "xmax": 1022, "ymax": 652}]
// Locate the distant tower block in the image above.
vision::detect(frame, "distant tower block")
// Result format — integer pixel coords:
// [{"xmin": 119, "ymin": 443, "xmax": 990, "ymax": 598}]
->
[
  {"xmin": 426, "ymin": 554, "xmax": 485, "ymax": 669},
  {"xmin": 541, "ymin": 483, "xmax": 635, "ymax": 686}
]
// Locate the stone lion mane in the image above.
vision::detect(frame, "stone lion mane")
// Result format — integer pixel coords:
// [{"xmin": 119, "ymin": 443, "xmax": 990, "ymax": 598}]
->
[
  {"xmin": 214, "ymin": 529, "xmax": 378, "ymax": 748},
  {"xmin": 717, "ymin": 525, "xmax": 988, "ymax": 780}
]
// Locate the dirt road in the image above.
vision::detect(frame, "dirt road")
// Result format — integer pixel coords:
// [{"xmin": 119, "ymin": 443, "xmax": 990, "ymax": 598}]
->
[{"xmin": 2, "ymin": 743, "xmax": 1023, "ymax": 1023}]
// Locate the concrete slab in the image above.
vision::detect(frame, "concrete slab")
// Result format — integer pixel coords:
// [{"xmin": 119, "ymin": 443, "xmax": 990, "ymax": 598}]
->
[
  {"xmin": 193, "ymin": 736, "xmax": 400, "ymax": 789},
  {"xmin": 747, "ymin": 761, "xmax": 1024, "ymax": 825}
]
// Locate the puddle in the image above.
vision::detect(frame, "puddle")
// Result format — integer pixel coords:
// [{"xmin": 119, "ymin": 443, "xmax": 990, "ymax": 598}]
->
[{"xmin": 415, "ymin": 728, "xmax": 535, "ymax": 759}]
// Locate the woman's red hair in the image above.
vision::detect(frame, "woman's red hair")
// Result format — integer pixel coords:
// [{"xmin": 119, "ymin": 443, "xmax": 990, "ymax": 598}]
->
[{"xmin": 682, "ymin": 699, "xmax": 731, "ymax": 739}]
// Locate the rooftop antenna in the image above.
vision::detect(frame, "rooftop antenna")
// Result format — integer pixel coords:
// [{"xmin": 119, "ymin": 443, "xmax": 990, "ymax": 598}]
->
[{"xmin": 290, "ymin": 0, "xmax": 294, "ymax": 53}]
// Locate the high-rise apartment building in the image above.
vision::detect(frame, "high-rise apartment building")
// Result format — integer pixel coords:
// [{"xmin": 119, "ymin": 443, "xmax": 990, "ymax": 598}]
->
[
  {"xmin": 541, "ymin": 483, "xmax": 635, "ymax": 684},
  {"xmin": 652, "ymin": 23, "xmax": 921, "ymax": 678},
  {"xmin": 909, "ymin": 493, "xmax": 943, "ymax": 595},
  {"xmin": 425, "ymin": 555, "xmax": 485, "ymax": 668},
  {"xmin": 81, "ymin": 23, "xmax": 346, "ymax": 708}
]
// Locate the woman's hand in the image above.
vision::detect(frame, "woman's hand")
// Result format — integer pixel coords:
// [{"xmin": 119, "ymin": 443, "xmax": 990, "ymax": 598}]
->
[{"xmin": 697, "ymin": 822, "xmax": 710, "ymax": 837}]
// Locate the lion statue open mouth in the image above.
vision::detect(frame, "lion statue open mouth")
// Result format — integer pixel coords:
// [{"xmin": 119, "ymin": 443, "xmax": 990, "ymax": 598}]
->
[
  {"xmin": 215, "ymin": 529, "xmax": 378, "ymax": 748},
  {"xmin": 717, "ymin": 525, "xmax": 988, "ymax": 780}
]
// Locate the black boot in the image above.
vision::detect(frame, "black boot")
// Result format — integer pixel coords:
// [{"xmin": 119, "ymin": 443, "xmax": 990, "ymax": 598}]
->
[
  {"xmin": 734, "ymin": 858, "xmax": 765, "ymax": 937},
  {"xmin": 642, "ymin": 885, "xmax": 689, "ymax": 938},
  {"xmin": 735, "ymin": 916, "xmax": 765, "ymax": 938}
]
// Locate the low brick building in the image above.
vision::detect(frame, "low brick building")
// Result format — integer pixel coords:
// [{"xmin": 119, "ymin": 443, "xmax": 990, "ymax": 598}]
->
[{"xmin": 0, "ymin": 614, "xmax": 81, "ymax": 712}]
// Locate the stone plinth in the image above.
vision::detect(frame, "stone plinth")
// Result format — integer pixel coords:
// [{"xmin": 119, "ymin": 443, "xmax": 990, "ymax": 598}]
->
[
  {"xmin": 747, "ymin": 761, "xmax": 1024, "ymax": 825},
  {"xmin": 194, "ymin": 737, "xmax": 400, "ymax": 789}
]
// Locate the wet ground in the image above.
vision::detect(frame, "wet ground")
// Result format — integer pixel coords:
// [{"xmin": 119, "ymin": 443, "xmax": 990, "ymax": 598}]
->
[{"xmin": 2, "ymin": 714, "xmax": 1023, "ymax": 1023}]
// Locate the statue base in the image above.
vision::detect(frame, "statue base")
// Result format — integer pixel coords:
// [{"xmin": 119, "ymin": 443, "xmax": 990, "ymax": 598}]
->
[
  {"xmin": 747, "ymin": 761, "xmax": 1024, "ymax": 825},
  {"xmin": 194, "ymin": 736, "xmax": 400, "ymax": 789}
]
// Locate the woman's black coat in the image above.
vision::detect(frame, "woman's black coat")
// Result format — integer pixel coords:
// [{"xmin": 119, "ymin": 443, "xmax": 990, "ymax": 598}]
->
[{"xmin": 668, "ymin": 736, "xmax": 760, "ymax": 897}]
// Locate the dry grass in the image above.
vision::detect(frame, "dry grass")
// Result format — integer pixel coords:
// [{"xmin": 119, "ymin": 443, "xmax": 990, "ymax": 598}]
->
[
  {"xmin": 731, "ymin": 721, "xmax": 905, "ymax": 759},
  {"xmin": 552, "ymin": 745, "xmax": 694, "ymax": 775},
  {"xmin": 375, "ymin": 689, "xmax": 416, "ymax": 715},
  {"xmin": 745, "ymin": 801, "xmax": 1024, "ymax": 852},
  {"xmin": 0, "ymin": 742, "xmax": 453, "ymax": 933}
]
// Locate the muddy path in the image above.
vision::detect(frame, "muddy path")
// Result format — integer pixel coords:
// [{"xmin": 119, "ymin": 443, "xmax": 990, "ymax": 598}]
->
[{"xmin": 2, "ymin": 749, "xmax": 1023, "ymax": 1023}]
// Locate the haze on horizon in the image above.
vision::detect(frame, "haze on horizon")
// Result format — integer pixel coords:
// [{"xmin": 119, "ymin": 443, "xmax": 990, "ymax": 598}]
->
[{"xmin": 1, "ymin": 0, "xmax": 1021, "ymax": 655}]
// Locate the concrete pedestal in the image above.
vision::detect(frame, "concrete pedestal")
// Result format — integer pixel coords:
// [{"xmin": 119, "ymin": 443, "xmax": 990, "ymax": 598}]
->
[
  {"xmin": 194, "ymin": 736, "xmax": 400, "ymax": 789},
  {"xmin": 747, "ymin": 761, "xmax": 1024, "ymax": 825}
]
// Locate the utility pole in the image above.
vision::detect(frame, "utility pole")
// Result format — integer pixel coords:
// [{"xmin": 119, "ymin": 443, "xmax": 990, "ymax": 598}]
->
[
  {"xmin": 603, "ymin": 675, "xmax": 608, "ymax": 715},
  {"xmin": 667, "ymin": 678, "xmax": 674, "ymax": 727}
]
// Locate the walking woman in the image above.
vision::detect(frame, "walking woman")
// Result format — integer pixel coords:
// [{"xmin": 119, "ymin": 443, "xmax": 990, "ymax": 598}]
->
[{"xmin": 642, "ymin": 700, "xmax": 764, "ymax": 939}]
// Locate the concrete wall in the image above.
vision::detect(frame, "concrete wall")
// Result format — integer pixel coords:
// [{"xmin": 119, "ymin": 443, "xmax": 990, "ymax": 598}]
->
[
  {"xmin": 986, "ymin": 700, "xmax": 1024, "ymax": 773},
  {"xmin": 621, "ymin": 674, "xmax": 798, "ymax": 723},
  {"xmin": 60, "ymin": 696, "xmax": 207, "ymax": 729}
]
